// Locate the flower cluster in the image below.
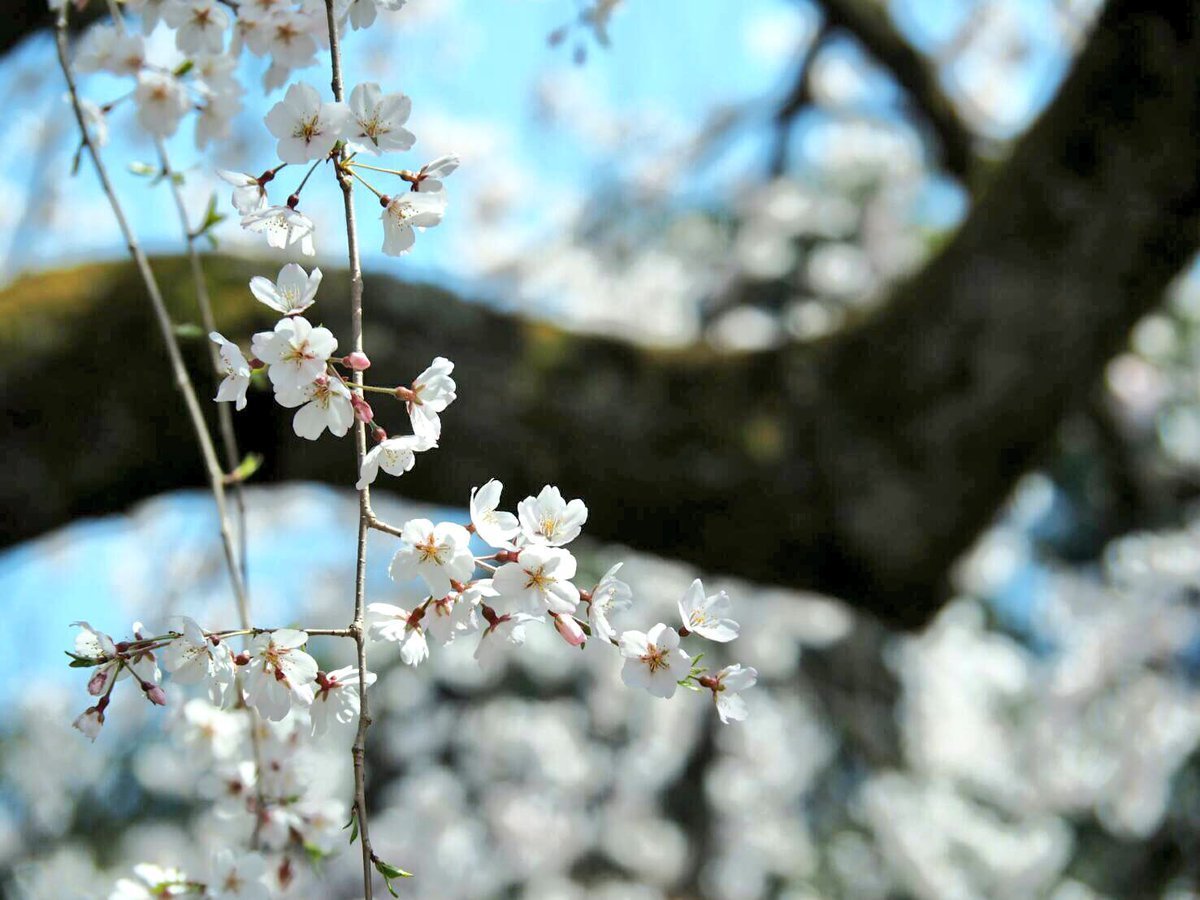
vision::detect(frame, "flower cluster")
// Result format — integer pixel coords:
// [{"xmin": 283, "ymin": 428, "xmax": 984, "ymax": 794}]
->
[{"xmin": 368, "ymin": 482, "xmax": 758, "ymax": 721}]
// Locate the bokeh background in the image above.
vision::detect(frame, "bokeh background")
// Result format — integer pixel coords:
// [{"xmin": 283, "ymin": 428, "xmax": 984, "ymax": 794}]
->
[{"xmin": 7, "ymin": 0, "xmax": 1200, "ymax": 896}]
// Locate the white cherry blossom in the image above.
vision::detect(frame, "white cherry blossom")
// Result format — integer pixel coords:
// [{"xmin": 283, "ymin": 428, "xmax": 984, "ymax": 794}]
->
[
  {"xmin": 366, "ymin": 603, "xmax": 429, "ymax": 666},
  {"xmin": 346, "ymin": 82, "xmax": 415, "ymax": 155},
  {"xmin": 73, "ymin": 706, "xmax": 105, "ymax": 741},
  {"xmin": 242, "ymin": 628, "xmax": 317, "ymax": 721},
  {"xmin": 163, "ymin": 0, "xmax": 230, "ymax": 56},
  {"xmin": 275, "ymin": 374, "xmax": 354, "ymax": 440},
  {"xmin": 517, "ymin": 485, "xmax": 588, "ymax": 546},
  {"xmin": 492, "ymin": 545, "xmax": 580, "ymax": 615},
  {"xmin": 356, "ymin": 433, "xmax": 435, "ymax": 489},
  {"xmin": 706, "ymin": 664, "xmax": 757, "ymax": 724},
  {"xmin": 424, "ymin": 583, "xmax": 485, "ymax": 645},
  {"xmin": 619, "ymin": 623, "xmax": 691, "ymax": 699},
  {"xmin": 388, "ymin": 518, "xmax": 474, "ymax": 598},
  {"xmin": 240, "ymin": 204, "xmax": 316, "ymax": 256},
  {"xmin": 206, "ymin": 849, "xmax": 269, "ymax": 900},
  {"xmin": 414, "ymin": 154, "xmax": 460, "ymax": 193},
  {"xmin": 265, "ymin": 10, "xmax": 319, "ymax": 68},
  {"xmin": 677, "ymin": 578, "xmax": 739, "ymax": 642},
  {"xmin": 311, "ymin": 666, "xmax": 376, "ymax": 735},
  {"xmin": 134, "ymin": 71, "xmax": 189, "ymax": 137},
  {"xmin": 588, "ymin": 562, "xmax": 632, "ymax": 643},
  {"xmin": 380, "ymin": 190, "xmax": 446, "ymax": 256},
  {"xmin": 251, "ymin": 315, "xmax": 336, "ymax": 391},
  {"xmin": 75, "ymin": 26, "xmax": 144, "ymax": 76},
  {"xmin": 249, "ymin": 263, "xmax": 322, "ymax": 316},
  {"xmin": 218, "ymin": 170, "xmax": 268, "ymax": 216},
  {"xmin": 404, "ymin": 356, "xmax": 456, "ymax": 440},
  {"xmin": 470, "ymin": 479, "xmax": 520, "ymax": 549},
  {"xmin": 72, "ymin": 620, "xmax": 123, "ymax": 697},
  {"xmin": 209, "ymin": 332, "xmax": 252, "ymax": 410},
  {"xmin": 264, "ymin": 81, "xmax": 348, "ymax": 163},
  {"xmin": 474, "ymin": 611, "xmax": 535, "ymax": 672}
]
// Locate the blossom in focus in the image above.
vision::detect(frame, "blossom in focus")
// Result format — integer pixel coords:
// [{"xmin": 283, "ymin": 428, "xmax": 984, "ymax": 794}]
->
[
  {"xmin": 249, "ymin": 263, "xmax": 322, "ymax": 316},
  {"xmin": 470, "ymin": 479, "xmax": 520, "ymax": 549},
  {"xmin": 210, "ymin": 332, "xmax": 252, "ymax": 411},
  {"xmin": 705, "ymin": 663, "xmax": 757, "ymax": 724},
  {"xmin": 72, "ymin": 620, "xmax": 123, "ymax": 697},
  {"xmin": 264, "ymin": 81, "xmax": 348, "ymax": 163},
  {"xmin": 588, "ymin": 562, "xmax": 632, "ymax": 643},
  {"xmin": 413, "ymin": 154, "xmax": 460, "ymax": 193},
  {"xmin": 619, "ymin": 623, "xmax": 691, "ymax": 699},
  {"xmin": 677, "ymin": 578, "xmax": 739, "ymax": 642},
  {"xmin": 356, "ymin": 433, "xmax": 435, "ymax": 489},
  {"xmin": 517, "ymin": 485, "xmax": 588, "ymax": 546},
  {"xmin": 275, "ymin": 374, "xmax": 355, "ymax": 440},
  {"xmin": 404, "ymin": 356, "xmax": 456, "ymax": 440},
  {"xmin": 242, "ymin": 629, "xmax": 317, "ymax": 721},
  {"xmin": 346, "ymin": 82, "xmax": 415, "ymax": 155},
  {"xmin": 492, "ymin": 545, "xmax": 580, "ymax": 616},
  {"xmin": 134, "ymin": 71, "xmax": 189, "ymax": 137},
  {"xmin": 240, "ymin": 205, "xmax": 316, "ymax": 256},
  {"xmin": 311, "ymin": 666, "xmax": 376, "ymax": 735},
  {"xmin": 251, "ymin": 316, "xmax": 336, "ymax": 392},
  {"xmin": 474, "ymin": 610, "xmax": 534, "ymax": 672},
  {"xmin": 366, "ymin": 603, "xmax": 429, "ymax": 666},
  {"xmin": 380, "ymin": 190, "xmax": 445, "ymax": 256},
  {"xmin": 162, "ymin": 616, "xmax": 236, "ymax": 705},
  {"xmin": 388, "ymin": 518, "xmax": 474, "ymax": 598},
  {"xmin": 218, "ymin": 170, "xmax": 269, "ymax": 216}
]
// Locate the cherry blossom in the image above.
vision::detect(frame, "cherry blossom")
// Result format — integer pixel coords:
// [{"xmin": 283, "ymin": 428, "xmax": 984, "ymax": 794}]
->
[
  {"xmin": 240, "ymin": 204, "xmax": 316, "ymax": 256},
  {"xmin": 264, "ymin": 10, "xmax": 319, "ymax": 69},
  {"xmin": 413, "ymin": 154, "xmax": 460, "ymax": 193},
  {"xmin": 619, "ymin": 623, "xmax": 692, "ymax": 699},
  {"xmin": 207, "ymin": 849, "xmax": 269, "ymax": 900},
  {"xmin": 492, "ymin": 545, "xmax": 581, "ymax": 615},
  {"xmin": 677, "ymin": 578, "xmax": 739, "ymax": 642},
  {"xmin": 588, "ymin": 562, "xmax": 632, "ymax": 643},
  {"xmin": 275, "ymin": 374, "xmax": 355, "ymax": 440},
  {"xmin": 517, "ymin": 485, "xmax": 588, "ymax": 546},
  {"xmin": 134, "ymin": 71, "xmax": 190, "ymax": 137},
  {"xmin": 72, "ymin": 705, "xmax": 105, "ymax": 742},
  {"xmin": 388, "ymin": 518, "xmax": 475, "ymax": 598},
  {"xmin": 251, "ymin": 315, "xmax": 336, "ymax": 391},
  {"xmin": 366, "ymin": 603, "xmax": 430, "ymax": 666},
  {"xmin": 403, "ymin": 356, "xmax": 456, "ymax": 440},
  {"xmin": 210, "ymin": 332, "xmax": 252, "ymax": 411},
  {"xmin": 264, "ymin": 81, "xmax": 348, "ymax": 164},
  {"xmin": 110, "ymin": 863, "xmax": 191, "ymax": 899},
  {"xmin": 380, "ymin": 190, "xmax": 446, "ymax": 256},
  {"xmin": 74, "ymin": 26, "xmax": 144, "ymax": 76},
  {"xmin": 424, "ymin": 581, "xmax": 488, "ymax": 645},
  {"xmin": 163, "ymin": 0, "xmax": 230, "ymax": 56},
  {"xmin": 311, "ymin": 666, "xmax": 376, "ymax": 735},
  {"xmin": 474, "ymin": 610, "xmax": 535, "ymax": 672},
  {"xmin": 703, "ymin": 664, "xmax": 757, "ymax": 724},
  {"xmin": 355, "ymin": 432, "xmax": 435, "ymax": 489},
  {"xmin": 242, "ymin": 629, "xmax": 318, "ymax": 721},
  {"xmin": 470, "ymin": 478, "xmax": 520, "ymax": 549},
  {"xmin": 249, "ymin": 263, "xmax": 322, "ymax": 316},
  {"xmin": 162, "ymin": 616, "xmax": 236, "ymax": 704},
  {"xmin": 346, "ymin": 82, "xmax": 415, "ymax": 155},
  {"xmin": 218, "ymin": 170, "xmax": 269, "ymax": 216},
  {"xmin": 72, "ymin": 620, "xmax": 122, "ymax": 697}
]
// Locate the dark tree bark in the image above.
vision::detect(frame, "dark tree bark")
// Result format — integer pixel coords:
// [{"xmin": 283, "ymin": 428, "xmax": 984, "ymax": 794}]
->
[{"xmin": 4, "ymin": 0, "xmax": 1200, "ymax": 630}]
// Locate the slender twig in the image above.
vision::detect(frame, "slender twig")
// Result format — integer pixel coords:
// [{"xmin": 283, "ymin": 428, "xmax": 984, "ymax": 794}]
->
[
  {"xmin": 324, "ymin": 2, "xmax": 377, "ymax": 896},
  {"xmin": 55, "ymin": 0, "xmax": 271, "ymax": 846},
  {"xmin": 365, "ymin": 513, "xmax": 404, "ymax": 539},
  {"xmin": 154, "ymin": 137, "xmax": 251, "ymax": 593}
]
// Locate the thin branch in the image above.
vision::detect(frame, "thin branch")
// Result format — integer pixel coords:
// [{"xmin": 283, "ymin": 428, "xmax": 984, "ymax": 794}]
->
[
  {"xmin": 154, "ymin": 137, "xmax": 251, "ymax": 593},
  {"xmin": 324, "ymin": 2, "xmax": 376, "ymax": 897},
  {"xmin": 810, "ymin": 0, "xmax": 975, "ymax": 181}
]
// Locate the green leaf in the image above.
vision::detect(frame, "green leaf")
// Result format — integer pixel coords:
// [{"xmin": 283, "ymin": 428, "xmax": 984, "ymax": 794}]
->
[
  {"xmin": 65, "ymin": 651, "xmax": 102, "ymax": 668},
  {"xmin": 343, "ymin": 810, "xmax": 359, "ymax": 845},
  {"xmin": 128, "ymin": 161, "xmax": 157, "ymax": 177},
  {"xmin": 192, "ymin": 193, "xmax": 227, "ymax": 241},
  {"xmin": 228, "ymin": 453, "xmax": 264, "ymax": 485},
  {"xmin": 173, "ymin": 59, "xmax": 194, "ymax": 77},
  {"xmin": 374, "ymin": 856, "xmax": 414, "ymax": 895},
  {"xmin": 173, "ymin": 323, "xmax": 205, "ymax": 340}
]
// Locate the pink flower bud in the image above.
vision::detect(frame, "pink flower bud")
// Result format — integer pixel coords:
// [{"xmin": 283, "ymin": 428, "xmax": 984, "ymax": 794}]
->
[
  {"xmin": 553, "ymin": 613, "xmax": 586, "ymax": 647},
  {"xmin": 351, "ymin": 393, "xmax": 375, "ymax": 424},
  {"xmin": 87, "ymin": 668, "xmax": 110, "ymax": 696},
  {"xmin": 144, "ymin": 684, "xmax": 168, "ymax": 707},
  {"xmin": 343, "ymin": 351, "xmax": 371, "ymax": 371}
]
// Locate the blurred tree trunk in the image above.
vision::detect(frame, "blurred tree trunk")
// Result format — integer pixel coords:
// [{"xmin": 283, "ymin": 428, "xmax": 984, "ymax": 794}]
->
[{"xmin": 4, "ymin": 0, "xmax": 1200, "ymax": 629}]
